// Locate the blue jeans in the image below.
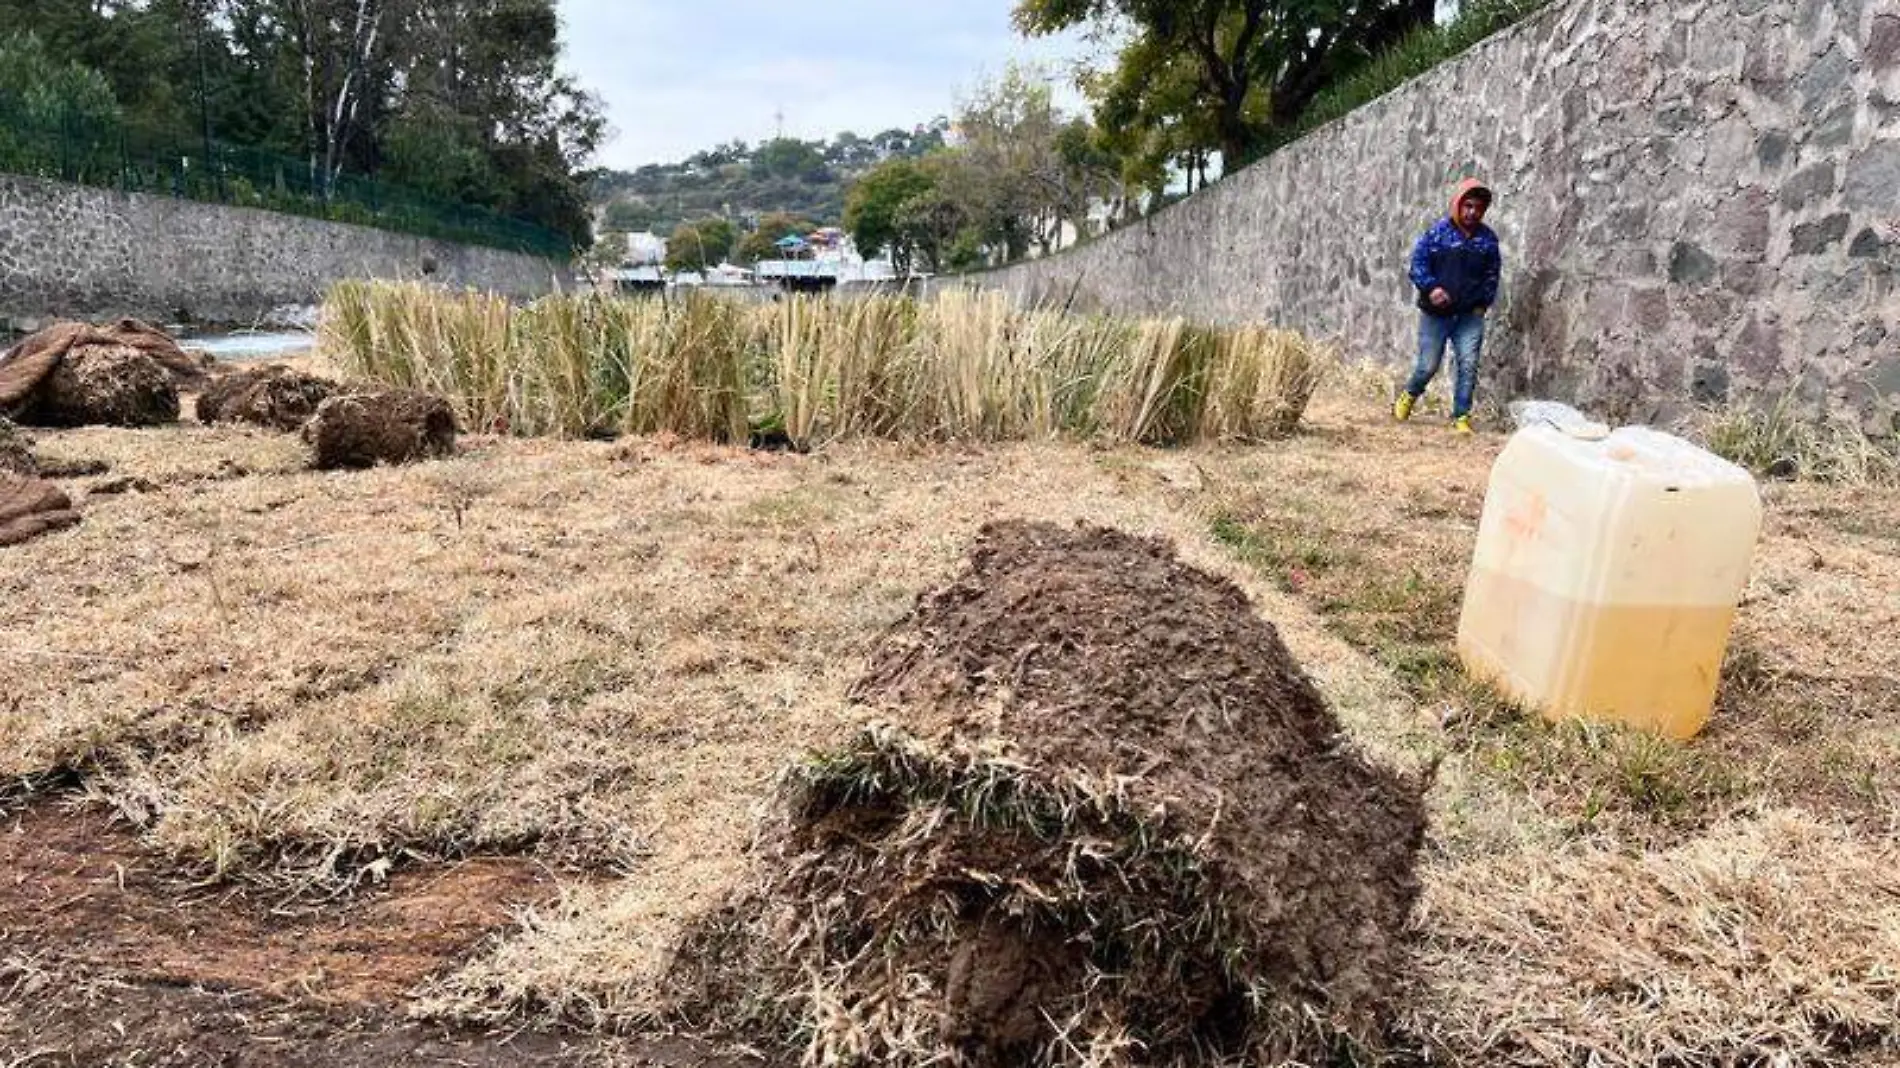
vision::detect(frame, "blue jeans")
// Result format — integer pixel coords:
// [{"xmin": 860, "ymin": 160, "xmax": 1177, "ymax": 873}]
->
[{"xmin": 1405, "ymin": 311, "xmax": 1485, "ymax": 418}]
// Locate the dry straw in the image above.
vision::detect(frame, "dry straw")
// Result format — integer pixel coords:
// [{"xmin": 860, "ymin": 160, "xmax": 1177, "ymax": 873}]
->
[
  {"xmin": 1408, "ymin": 808, "xmax": 1900, "ymax": 1065},
  {"xmin": 320, "ymin": 281, "xmax": 1328, "ymax": 446}
]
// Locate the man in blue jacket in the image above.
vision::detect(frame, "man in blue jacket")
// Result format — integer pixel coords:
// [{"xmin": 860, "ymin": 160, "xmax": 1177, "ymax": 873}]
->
[{"xmin": 1394, "ymin": 178, "xmax": 1501, "ymax": 434}]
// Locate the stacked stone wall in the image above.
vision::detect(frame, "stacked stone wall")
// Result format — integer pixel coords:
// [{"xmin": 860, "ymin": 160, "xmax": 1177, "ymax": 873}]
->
[{"xmin": 0, "ymin": 175, "xmax": 570, "ymax": 328}]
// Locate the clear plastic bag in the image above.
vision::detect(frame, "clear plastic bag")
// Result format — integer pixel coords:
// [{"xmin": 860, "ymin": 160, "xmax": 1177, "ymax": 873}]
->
[{"xmin": 1508, "ymin": 400, "xmax": 1610, "ymax": 440}]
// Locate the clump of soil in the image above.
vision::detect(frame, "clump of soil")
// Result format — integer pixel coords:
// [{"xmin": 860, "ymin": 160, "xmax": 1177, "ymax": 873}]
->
[
  {"xmin": 1, "ymin": 319, "xmax": 208, "ymax": 426},
  {"xmin": 0, "ymin": 417, "xmax": 33, "ymax": 475},
  {"xmin": 302, "ymin": 389, "xmax": 458, "ymax": 469},
  {"xmin": 198, "ymin": 364, "xmax": 340, "ymax": 431},
  {"xmin": 1, "ymin": 471, "xmax": 81, "ymax": 546},
  {"xmin": 670, "ymin": 520, "xmax": 1430, "ymax": 1067},
  {"xmin": 19, "ymin": 345, "xmax": 179, "ymax": 427}
]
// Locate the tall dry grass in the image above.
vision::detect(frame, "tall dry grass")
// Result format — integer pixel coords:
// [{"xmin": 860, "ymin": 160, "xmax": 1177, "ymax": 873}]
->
[
  {"xmin": 321, "ymin": 281, "xmax": 1327, "ymax": 446},
  {"xmin": 1699, "ymin": 397, "xmax": 1900, "ymax": 487}
]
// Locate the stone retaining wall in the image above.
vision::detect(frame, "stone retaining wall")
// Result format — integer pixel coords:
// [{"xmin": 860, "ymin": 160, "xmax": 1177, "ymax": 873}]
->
[{"xmin": 0, "ymin": 174, "xmax": 571, "ymax": 329}]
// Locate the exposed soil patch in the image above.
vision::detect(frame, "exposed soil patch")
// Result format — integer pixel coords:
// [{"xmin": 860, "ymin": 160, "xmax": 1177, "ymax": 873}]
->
[
  {"xmin": 0, "ymin": 801, "xmax": 758, "ymax": 1067},
  {"xmin": 198, "ymin": 364, "xmax": 340, "ymax": 432},
  {"xmin": 305, "ymin": 388, "xmax": 458, "ymax": 468},
  {"xmin": 1, "ymin": 802, "xmax": 549, "ymax": 1005},
  {"xmin": 673, "ymin": 520, "xmax": 1428, "ymax": 1066},
  {"xmin": 1, "ymin": 971, "xmax": 760, "ymax": 1068}
]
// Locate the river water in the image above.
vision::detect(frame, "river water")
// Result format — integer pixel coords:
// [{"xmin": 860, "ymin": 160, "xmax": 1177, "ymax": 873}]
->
[{"xmin": 180, "ymin": 331, "xmax": 317, "ymax": 362}]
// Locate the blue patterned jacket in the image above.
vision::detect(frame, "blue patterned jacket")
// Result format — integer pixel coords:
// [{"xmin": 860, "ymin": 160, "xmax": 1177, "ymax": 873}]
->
[{"xmin": 1409, "ymin": 217, "xmax": 1501, "ymax": 317}]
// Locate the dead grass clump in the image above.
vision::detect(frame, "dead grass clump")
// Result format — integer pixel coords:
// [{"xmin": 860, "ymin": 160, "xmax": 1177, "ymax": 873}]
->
[
  {"xmin": 1700, "ymin": 401, "xmax": 1900, "ymax": 487},
  {"xmin": 0, "ymin": 418, "xmax": 34, "ymax": 475},
  {"xmin": 197, "ymin": 365, "xmax": 340, "ymax": 432},
  {"xmin": 21, "ymin": 346, "xmax": 180, "ymax": 428},
  {"xmin": 1407, "ymin": 808, "xmax": 1900, "ymax": 1064},
  {"xmin": 132, "ymin": 668, "xmax": 650, "ymax": 894},
  {"xmin": 303, "ymin": 389, "xmax": 458, "ymax": 469},
  {"xmin": 667, "ymin": 521, "xmax": 1428, "ymax": 1066}
]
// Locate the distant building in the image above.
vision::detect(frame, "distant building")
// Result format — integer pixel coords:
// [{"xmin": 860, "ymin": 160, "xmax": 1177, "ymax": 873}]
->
[
  {"xmin": 605, "ymin": 265, "xmax": 664, "ymax": 295},
  {"xmin": 625, "ymin": 230, "xmax": 666, "ymax": 265},
  {"xmin": 705, "ymin": 262, "xmax": 754, "ymax": 286},
  {"xmin": 753, "ymin": 259, "xmax": 836, "ymax": 292}
]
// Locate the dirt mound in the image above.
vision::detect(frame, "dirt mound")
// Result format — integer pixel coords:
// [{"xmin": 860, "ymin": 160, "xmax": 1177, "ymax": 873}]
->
[
  {"xmin": 1, "ymin": 472, "xmax": 81, "ymax": 546},
  {"xmin": 302, "ymin": 389, "xmax": 458, "ymax": 469},
  {"xmin": 0, "ymin": 418, "xmax": 33, "ymax": 475},
  {"xmin": 198, "ymin": 365, "xmax": 340, "ymax": 431},
  {"xmin": 0, "ymin": 319, "xmax": 208, "ymax": 425},
  {"xmin": 18, "ymin": 345, "xmax": 180, "ymax": 427},
  {"xmin": 670, "ymin": 520, "xmax": 1429, "ymax": 1067}
]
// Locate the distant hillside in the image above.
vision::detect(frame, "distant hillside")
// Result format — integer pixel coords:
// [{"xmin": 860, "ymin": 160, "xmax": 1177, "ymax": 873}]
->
[{"xmin": 590, "ymin": 122, "xmax": 948, "ymax": 240}]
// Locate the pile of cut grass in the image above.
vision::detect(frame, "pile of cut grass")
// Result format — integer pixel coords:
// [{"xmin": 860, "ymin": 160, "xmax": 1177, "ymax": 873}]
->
[{"xmin": 320, "ymin": 281, "xmax": 1326, "ymax": 446}]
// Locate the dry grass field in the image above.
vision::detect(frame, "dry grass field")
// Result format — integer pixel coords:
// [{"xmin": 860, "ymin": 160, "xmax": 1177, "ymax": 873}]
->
[{"xmin": 2, "ymin": 346, "xmax": 1896, "ymax": 1065}]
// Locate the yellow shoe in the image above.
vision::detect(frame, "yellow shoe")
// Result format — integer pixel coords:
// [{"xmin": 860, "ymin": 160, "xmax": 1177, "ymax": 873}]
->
[
  {"xmin": 1451, "ymin": 415, "xmax": 1473, "ymax": 435},
  {"xmin": 1392, "ymin": 393, "xmax": 1416, "ymax": 422}
]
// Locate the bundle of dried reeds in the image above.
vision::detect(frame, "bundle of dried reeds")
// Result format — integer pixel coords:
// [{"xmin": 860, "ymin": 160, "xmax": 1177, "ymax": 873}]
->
[{"xmin": 320, "ymin": 282, "xmax": 1329, "ymax": 447}]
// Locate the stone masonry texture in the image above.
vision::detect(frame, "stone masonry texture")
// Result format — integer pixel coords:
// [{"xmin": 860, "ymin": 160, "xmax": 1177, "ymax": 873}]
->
[
  {"xmin": 945, "ymin": 0, "xmax": 1900, "ymax": 430},
  {"xmin": 0, "ymin": 175, "xmax": 571, "ymax": 328}
]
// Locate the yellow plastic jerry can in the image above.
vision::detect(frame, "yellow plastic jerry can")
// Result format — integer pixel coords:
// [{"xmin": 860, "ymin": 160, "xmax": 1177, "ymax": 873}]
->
[{"xmin": 1457, "ymin": 424, "xmax": 1763, "ymax": 739}]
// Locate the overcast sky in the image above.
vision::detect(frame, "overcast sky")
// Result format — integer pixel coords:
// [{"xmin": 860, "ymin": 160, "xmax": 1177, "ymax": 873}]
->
[{"xmin": 557, "ymin": 1, "xmax": 1104, "ymax": 171}]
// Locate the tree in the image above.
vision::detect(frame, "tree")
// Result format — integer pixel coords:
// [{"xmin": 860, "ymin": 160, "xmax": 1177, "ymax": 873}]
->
[
  {"xmin": 752, "ymin": 137, "xmax": 830, "ymax": 182},
  {"xmin": 1015, "ymin": 0, "xmax": 1435, "ymax": 168},
  {"xmin": 663, "ymin": 217, "xmax": 734, "ymax": 273},
  {"xmin": 0, "ymin": 0, "xmax": 607, "ymax": 247},
  {"xmin": 946, "ymin": 63, "xmax": 1121, "ymax": 259},
  {"xmin": 0, "ymin": 31, "xmax": 121, "ymax": 126},
  {"xmin": 735, "ymin": 212, "xmax": 815, "ymax": 265},
  {"xmin": 0, "ymin": 31, "xmax": 122, "ymax": 177},
  {"xmin": 826, "ymin": 131, "xmax": 877, "ymax": 171},
  {"xmin": 843, "ymin": 157, "xmax": 937, "ymax": 276},
  {"xmin": 383, "ymin": 0, "xmax": 606, "ymax": 244},
  {"xmin": 268, "ymin": 0, "xmax": 396, "ymax": 195}
]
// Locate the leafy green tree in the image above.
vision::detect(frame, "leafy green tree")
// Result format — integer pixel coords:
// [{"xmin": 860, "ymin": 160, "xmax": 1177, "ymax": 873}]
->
[
  {"xmin": 752, "ymin": 137, "xmax": 830, "ymax": 182},
  {"xmin": 0, "ymin": 31, "xmax": 121, "ymax": 126},
  {"xmin": 0, "ymin": 32, "xmax": 122, "ymax": 178},
  {"xmin": 385, "ymin": 0, "xmax": 606, "ymax": 244},
  {"xmin": 736, "ymin": 212, "xmax": 815, "ymax": 265},
  {"xmin": 825, "ymin": 131, "xmax": 877, "ymax": 171},
  {"xmin": 1015, "ymin": 0, "xmax": 1434, "ymax": 168},
  {"xmin": 844, "ymin": 157, "xmax": 937, "ymax": 275},
  {"xmin": 664, "ymin": 217, "xmax": 735, "ymax": 273},
  {"xmin": 891, "ymin": 176, "xmax": 973, "ymax": 274},
  {"xmin": 1, "ymin": 0, "xmax": 607, "ymax": 247}
]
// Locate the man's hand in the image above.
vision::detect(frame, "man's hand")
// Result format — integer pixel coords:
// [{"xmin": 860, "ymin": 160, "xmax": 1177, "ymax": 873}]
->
[{"xmin": 1429, "ymin": 287, "xmax": 1451, "ymax": 308}]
